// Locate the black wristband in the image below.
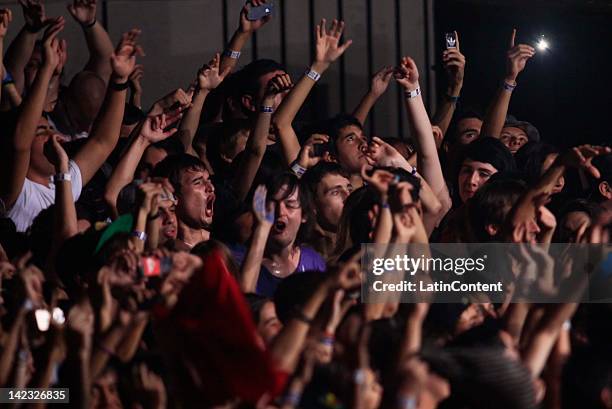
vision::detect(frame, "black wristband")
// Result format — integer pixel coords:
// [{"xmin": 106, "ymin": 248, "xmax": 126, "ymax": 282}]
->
[
  {"xmin": 110, "ymin": 80, "xmax": 130, "ymax": 91},
  {"xmin": 24, "ymin": 24, "xmax": 41, "ymax": 33},
  {"xmin": 292, "ymin": 308, "xmax": 314, "ymax": 325},
  {"xmin": 147, "ymin": 212, "xmax": 160, "ymax": 221},
  {"xmin": 82, "ymin": 19, "xmax": 97, "ymax": 29}
]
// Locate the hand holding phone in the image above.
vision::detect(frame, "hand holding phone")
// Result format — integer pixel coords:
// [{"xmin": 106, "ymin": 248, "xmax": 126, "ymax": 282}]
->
[
  {"xmin": 247, "ymin": 1, "xmax": 274, "ymax": 21},
  {"xmin": 445, "ymin": 32, "xmax": 457, "ymax": 49}
]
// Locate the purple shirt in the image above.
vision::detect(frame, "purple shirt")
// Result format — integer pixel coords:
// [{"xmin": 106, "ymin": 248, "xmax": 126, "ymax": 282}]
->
[{"xmin": 231, "ymin": 245, "xmax": 326, "ymax": 297}]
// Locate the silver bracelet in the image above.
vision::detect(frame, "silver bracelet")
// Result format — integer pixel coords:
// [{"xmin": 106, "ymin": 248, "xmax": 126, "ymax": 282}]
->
[
  {"xmin": 404, "ymin": 87, "xmax": 421, "ymax": 99},
  {"xmin": 52, "ymin": 173, "xmax": 72, "ymax": 183},
  {"xmin": 304, "ymin": 68, "xmax": 321, "ymax": 82},
  {"xmin": 223, "ymin": 49, "xmax": 241, "ymax": 59}
]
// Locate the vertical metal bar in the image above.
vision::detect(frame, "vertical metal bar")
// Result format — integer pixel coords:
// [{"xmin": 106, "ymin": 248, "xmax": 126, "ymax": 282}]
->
[
  {"xmin": 424, "ymin": 0, "xmax": 437, "ymax": 114},
  {"xmin": 366, "ymin": 0, "xmax": 374, "ymax": 135},
  {"xmin": 101, "ymin": 0, "xmax": 109, "ymax": 30},
  {"xmin": 309, "ymin": 0, "xmax": 315, "ymax": 60},
  {"xmin": 338, "ymin": 0, "xmax": 347, "ymax": 113},
  {"xmin": 222, "ymin": 0, "xmax": 229, "ymax": 46},
  {"xmin": 280, "ymin": 0, "xmax": 288, "ymax": 68},
  {"xmin": 395, "ymin": 0, "xmax": 404, "ymax": 139},
  {"xmin": 309, "ymin": 0, "xmax": 316, "ymax": 122},
  {"xmin": 252, "ymin": 32, "xmax": 258, "ymax": 61}
]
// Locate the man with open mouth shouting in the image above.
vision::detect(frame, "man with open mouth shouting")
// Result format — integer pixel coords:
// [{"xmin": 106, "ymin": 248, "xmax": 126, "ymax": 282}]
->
[
  {"xmin": 235, "ymin": 172, "xmax": 326, "ymax": 297},
  {"xmin": 153, "ymin": 154, "xmax": 216, "ymax": 250}
]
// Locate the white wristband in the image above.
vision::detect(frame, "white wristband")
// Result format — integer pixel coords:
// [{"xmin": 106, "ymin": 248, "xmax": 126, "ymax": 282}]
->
[
  {"xmin": 290, "ymin": 161, "xmax": 307, "ymax": 178},
  {"xmin": 224, "ymin": 49, "xmax": 241, "ymax": 59},
  {"xmin": 404, "ymin": 87, "xmax": 421, "ymax": 99},
  {"xmin": 304, "ymin": 68, "xmax": 321, "ymax": 82},
  {"xmin": 52, "ymin": 173, "xmax": 71, "ymax": 183}
]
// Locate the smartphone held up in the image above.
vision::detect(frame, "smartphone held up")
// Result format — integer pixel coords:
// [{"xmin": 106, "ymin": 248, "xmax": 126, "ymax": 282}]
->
[{"xmin": 247, "ymin": 1, "xmax": 274, "ymax": 21}]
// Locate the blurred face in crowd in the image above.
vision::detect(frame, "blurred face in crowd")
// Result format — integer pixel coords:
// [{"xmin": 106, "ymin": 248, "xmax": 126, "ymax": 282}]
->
[
  {"xmin": 455, "ymin": 304, "xmax": 486, "ymax": 335},
  {"xmin": 335, "ymin": 125, "xmax": 370, "ymax": 174},
  {"xmin": 158, "ymin": 197, "xmax": 178, "ymax": 243},
  {"xmin": 560, "ymin": 211, "xmax": 590, "ymax": 243},
  {"xmin": 29, "ymin": 117, "xmax": 60, "ymax": 179},
  {"xmin": 456, "ymin": 117, "xmax": 482, "ymax": 145},
  {"xmin": 458, "ymin": 159, "xmax": 498, "ymax": 203},
  {"xmin": 176, "ymin": 167, "xmax": 215, "ymax": 229},
  {"xmin": 91, "ymin": 369, "xmax": 123, "ymax": 409},
  {"xmin": 315, "ymin": 173, "xmax": 353, "ymax": 231},
  {"xmin": 268, "ymin": 184, "xmax": 305, "ymax": 250},
  {"xmin": 500, "ymin": 126, "xmax": 528, "ymax": 154},
  {"xmin": 360, "ymin": 368, "xmax": 383, "ymax": 409},
  {"xmin": 141, "ymin": 147, "xmax": 168, "ymax": 177},
  {"xmin": 256, "ymin": 301, "xmax": 282, "ymax": 345},
  {"xmin": 542, "ymin": 153, "xmax": 565, "ymax": 195}
]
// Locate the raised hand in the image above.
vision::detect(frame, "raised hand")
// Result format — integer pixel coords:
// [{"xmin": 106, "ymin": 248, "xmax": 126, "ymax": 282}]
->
[
  {"xmin": 43, "ymin": 134, "xmax": 69, "ymax": 173},
  {"xmin": 140, "ymin": 109, "xmax": 183, "ymax": 144},
  {"xmin": 296, "ymin": 133, "xmax": 329, "ymax": 169},
  {"xmin": 67, "ymin": 0, "xmax": 97, "ymax": 26},
  {"xmin": 19, "ymin": 0, "xmax": 49, "ymax": 33},
  {"xmin": 55, "ymin": 39, "xmax": 68, "ymax": 75},
  {"xmin": 442, "ymin": 31, "xmax": 465, "ymax": 89},
  {"xmin": 252, "ymin": 185, "xmax": 275, "ymax": 227},
  {"xmin": 0, "ymin": 9, "xmax": 13, "ymax": 39},
  {"xmin": 129, "ymin": 64, "xmax": 144, "ymax": 93},
  {"xmin": 315, "ymin": 18, "xmax": 352, "ymax": 69},
  {"xmin": 264, "ymin": 73, "xmax": 292, "ymax": 98},
  {"xmin": 111, "ymin": 29, "xmax": 144, "ymax": 81},
  {"xmin": 239, "ymin": 0, "xmax": 272, "ymax": 34},
  {"xmin": 559, "ymin": 145, "xmax": 612, "ymax": 178},
  {"xmin": 149, "ymin": 88, "xmax": 192, "ymax": 116},
  {"xmin": 197, "ymin": 53, "xmax": 231, "ymax": 91},
  {"xmin": 42, "ymin": 17, "xmax": 65, "ymax": 70},
  {"xmin": 370, "ymin": 66, "xmax": 394, "ymax": 97},
  {"xmin": 361, "ymin": 165, "xmax": 396, "ymax": 197},
  {"xmin": 366, "ymin": 136, "xmax": 408, "ymax": 168},
  {"xmin": 505, "ymin": 29, "xmax": 535, "ymax": 83},
  {"xmin": 395, "ymin": 56, "xmax": 420, "ymax": 92}
]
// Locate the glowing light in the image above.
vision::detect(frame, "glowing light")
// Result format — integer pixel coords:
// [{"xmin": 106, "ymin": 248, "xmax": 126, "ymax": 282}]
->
[{"xmin": 536, "ymin": 37, "xmax": 549, "ymax": 51}]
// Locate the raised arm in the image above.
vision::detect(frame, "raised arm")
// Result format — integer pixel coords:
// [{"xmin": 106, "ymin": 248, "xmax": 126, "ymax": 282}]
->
[
  {"xmin": 4, "ymin": 0, "xmax": 50, "ymax": 94},
  {"xmin": 0, "ymin": 19, "xmax": 62, "ymax": 209},
  {"xmin": 396, "ymin": 56, "xmax": 452, "ymax": 228},
  {"xmin": 481, "ymin": 29, "xmax": 535, "ymax": 138},
  {"xmin": 432, "ymin": 31, "xmax": 465, "ymax": 136},
  {"xmin": 239, "ymin": 185, "xmax": 274, "ymax": 292},
  {"xmin": 178, "ymin": 53, "xmax": 230, "ymax": 155},
  {"xmin": 104, "ymin": 111, "xmax": 181, "ymax": 218},
  {"xmin": 220, "ymin": 0, "xmax": 271, "ymax": 74},
  {"xmin": 128, "ymin": 64, "xmax": 143, "ymax": 108},
  {"xmin": 269, "ymin": 257, "xmax": 361, "ymax": 373},
  {"xmin": 232, "ymin": 74, "xmax": 291, "ymax": 201},
  {"xmin": 352, "ymin": 66, "xmax": 393, "ymax": 126},
  {"xmin": 67, "ymin": 0, "xmax": 114, "ymax": 83},
  {"xmin": 272, "ymin": 18, "xmax": 352, "ymax": 165},
  {"xmin": 74, "ymin": 29, "xmax": 143, "ymax": 185},
  {"xmin": 0, "ymin": 9, "xmax": 12, "ymax": 104}
]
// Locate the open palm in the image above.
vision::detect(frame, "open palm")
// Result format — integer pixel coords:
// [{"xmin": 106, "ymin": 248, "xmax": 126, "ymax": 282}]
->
[{"xmin": 315, "ymin": 18, "xmax": 352, "ymax": 65}]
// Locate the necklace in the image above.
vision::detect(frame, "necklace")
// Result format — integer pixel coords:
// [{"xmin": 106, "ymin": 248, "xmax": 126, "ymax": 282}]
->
[{"xmin": 266, "ymin": 247, "xmax": 300, "ymax": 276}]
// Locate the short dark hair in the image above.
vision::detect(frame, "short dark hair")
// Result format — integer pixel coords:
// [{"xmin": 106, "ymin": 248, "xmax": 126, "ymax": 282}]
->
[
  {"xmin": 234, "ymin": 59, "xmax": 286, "ymax": 98},
  {"xmin": 468, "ymin": 176, "xmax": 526, "ymax": 241},
  {"xmin": 447, "ymin": 107, "xmax": 483, "ymax": 144},
  {"xmin": 324, "ymin": 114, "xmax": 363, "ymax": 156},
  {"xmin": 302, "ymin": 162, "xmax": 350, "ymax": 197},
  {"xmin": 152, "ymin": 154, "xmax": 207, "ymax": 195},
  {"xmin": 265, "ymin": 172, "xmax": 314, "ymax": 245},
  {"xmin": 514, "ymin": 142, "xmax": 560, "ymax": 185},
  {"xmin": 243, "ymin": 293, "xmax": 271, "ymax": 325},
  {"xmin": 459, "ymin": 137, "xmax": 516, "ymax": 175}
]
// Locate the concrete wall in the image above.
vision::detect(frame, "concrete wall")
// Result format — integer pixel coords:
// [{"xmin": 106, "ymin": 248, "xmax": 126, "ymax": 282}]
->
[{"xmin": 1, "ymin": 0, "xmax": 433, "ymax": 139}]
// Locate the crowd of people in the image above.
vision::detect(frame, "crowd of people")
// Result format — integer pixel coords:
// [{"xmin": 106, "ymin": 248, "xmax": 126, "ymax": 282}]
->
[{"xmin": 0, "ymin": 0, "xmax": 610, "ymax": 408}]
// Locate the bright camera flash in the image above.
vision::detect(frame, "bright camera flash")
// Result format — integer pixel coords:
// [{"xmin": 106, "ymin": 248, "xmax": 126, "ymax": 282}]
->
[{"xmin": 536, "ymin": 37, "xmax": 549, "ymax": 51}]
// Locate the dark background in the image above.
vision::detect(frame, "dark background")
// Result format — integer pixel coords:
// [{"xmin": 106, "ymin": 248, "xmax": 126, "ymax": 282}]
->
[{"xmin": 434, "ymin": 0, "xmax": 612, "ymax": 147}]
